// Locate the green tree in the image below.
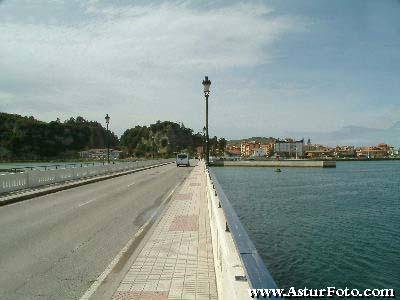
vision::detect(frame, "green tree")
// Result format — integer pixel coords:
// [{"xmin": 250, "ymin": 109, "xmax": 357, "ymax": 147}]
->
[{"xmin": 0, "ymin": 113, "xmax": 119, "ymax": 160}]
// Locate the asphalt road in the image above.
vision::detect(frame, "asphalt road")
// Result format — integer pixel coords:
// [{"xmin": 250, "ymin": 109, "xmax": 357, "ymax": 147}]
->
[{"xmin": 0, "ymin": 162, "xmax": 193, "ymax": 300}]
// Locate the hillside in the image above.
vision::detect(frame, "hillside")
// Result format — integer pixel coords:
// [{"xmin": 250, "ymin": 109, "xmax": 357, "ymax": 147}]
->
[
  {"xmin": 228, "ymin": 136, "xmax": 277, "ymax": 145},
  {"xmin": 288, "ymin": 122, "xmax": 400, "ymax": 147},
  {"xmin": 0, "ymin": 113, "xmax": 119, "ymax": 160},
  {"xmin": 0, "ymin": 113, "xmax": 227, "ymax": 160},
  {"xmin": 120, "ymin": 121, "xmax": 226, "ymax": 157}
]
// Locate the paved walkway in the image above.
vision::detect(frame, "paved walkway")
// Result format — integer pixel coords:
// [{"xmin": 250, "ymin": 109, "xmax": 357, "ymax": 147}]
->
[{"xmin": 112, "ymin": 163, "xmax": 218, "ymax": 300}]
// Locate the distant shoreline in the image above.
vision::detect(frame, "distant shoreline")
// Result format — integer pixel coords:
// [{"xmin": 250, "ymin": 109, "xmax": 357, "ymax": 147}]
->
[
  {"xmin": 220, "ymin": 157, "xmax": 400, "ymax": 162},
  {"xmin": 309, "ymin": 158, "xmax": 400, "ymax": 161}
]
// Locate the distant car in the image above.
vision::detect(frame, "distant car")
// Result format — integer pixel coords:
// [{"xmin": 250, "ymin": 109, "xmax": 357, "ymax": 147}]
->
[{"xmin": 176, "ymin": 153, "xmax": 190, "ymax": 167}]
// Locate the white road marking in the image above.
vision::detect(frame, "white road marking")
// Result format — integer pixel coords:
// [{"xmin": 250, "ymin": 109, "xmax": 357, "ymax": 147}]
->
[
  {"xmin": 126, "ymin": 164, "xmax": 176, "ymax": 188},
  {"xmin": 78, "ymin": 199, "xmax": 97, "ymax": 207},
  {"xmin": 79, "ymin": 182, "xmax": 180, "ymax": 300}
]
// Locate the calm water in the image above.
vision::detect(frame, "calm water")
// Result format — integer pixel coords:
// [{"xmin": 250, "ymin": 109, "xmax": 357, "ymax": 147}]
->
[{"xmin": 212, "ymin": 161, "xmax": 399, "ymax": 293}]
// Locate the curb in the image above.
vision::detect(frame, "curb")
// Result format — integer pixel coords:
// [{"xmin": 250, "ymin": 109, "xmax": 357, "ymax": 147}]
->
[{"xmin": 0, "ymin": 162, "xmax": 174, "ymax": 207}]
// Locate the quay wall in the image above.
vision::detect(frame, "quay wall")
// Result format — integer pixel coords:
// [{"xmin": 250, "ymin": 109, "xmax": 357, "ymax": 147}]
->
[{"xmin": 212, "ymin": 160, "xmax": 336, "ymax": 168}]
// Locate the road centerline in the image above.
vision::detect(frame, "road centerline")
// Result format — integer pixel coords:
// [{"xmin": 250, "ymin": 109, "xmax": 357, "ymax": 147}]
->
[{"xmin": 78, "ymin": 199, "xmax": 97, "ymax": 207}]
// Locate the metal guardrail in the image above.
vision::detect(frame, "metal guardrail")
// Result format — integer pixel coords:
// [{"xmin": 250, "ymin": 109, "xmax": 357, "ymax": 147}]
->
[
  {"xmin": 0, "ymin": 159, "xmax": 174, "ymax": 195},
  {"xmin": 208, "ymin": 169, "xmax": 278, "ymax": 290}
]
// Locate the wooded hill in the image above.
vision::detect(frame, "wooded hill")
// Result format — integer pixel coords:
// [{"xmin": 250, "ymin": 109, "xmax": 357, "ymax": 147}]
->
[
  {"xmin": 120, "ymin": 121, "xmax": 227, "ymax": 158},
  {"xmin": 0, "ymin": 113, "xmax": 227, "ymax": 160},
  {"xmin": 228, "ymin": 136, "xmax": 277, "ymax": 145},
  {"xmin": 0, "ymin": 113, "xmax": 118, "ymax": 160}
]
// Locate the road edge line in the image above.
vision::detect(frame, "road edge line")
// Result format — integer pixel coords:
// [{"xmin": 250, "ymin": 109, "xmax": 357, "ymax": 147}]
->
[
  {"xmin": 0, "ymin": 162, "xmax": 174, "ymax": 207},
  {"xmin": 79, "ymin": 181, "xmax": 181, "ymax": 300}
]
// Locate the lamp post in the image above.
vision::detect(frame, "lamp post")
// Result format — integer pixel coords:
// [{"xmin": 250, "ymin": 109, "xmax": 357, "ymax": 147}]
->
[
  {"xmin": 202, "ymin": 76, "xmax": 211, "ymax": 166},
  {"xmin": 202, "ymin": 126, "xmax": 206, "ymax": 160},
  {"xmin": 152, "ymin": 136, "xmax": 156, "ymax": 159},
  {"xmin": 105, "ymin": 114, "xmax": 110, "ymax": 164}
]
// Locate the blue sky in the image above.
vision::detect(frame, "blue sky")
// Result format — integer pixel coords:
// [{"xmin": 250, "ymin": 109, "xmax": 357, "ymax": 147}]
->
[{"xmin": 1, "ymin": 0, "xmax": 400, "ymax": 143}]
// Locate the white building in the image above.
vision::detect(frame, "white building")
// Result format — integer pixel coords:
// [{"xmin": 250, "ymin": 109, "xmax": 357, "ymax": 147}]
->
[
  {"xmin": 79, "ymin": 148, "xmax": 123, "ymax": 160},
  {"xmin": 274, "ymin": 139, "xmax": 304, "ymax": 158},
  {"xmin": 252, "ymin": 148, "xmax": 266, "ymax": 157}
]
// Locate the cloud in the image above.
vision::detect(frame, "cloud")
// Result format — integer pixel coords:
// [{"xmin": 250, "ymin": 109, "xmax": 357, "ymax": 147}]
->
[{"xmin": 0, "ymin": 1, "xmax": 296, "ymax": 134}]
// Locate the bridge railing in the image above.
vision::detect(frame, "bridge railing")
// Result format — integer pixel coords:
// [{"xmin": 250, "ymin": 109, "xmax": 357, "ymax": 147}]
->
[
  {"xmin": 206, "ymin": 167, "xmax": 278, "ymax": 299},
  {"xmin": 0, "ymin": 159, "xmax": 173, "ymax": 195}
]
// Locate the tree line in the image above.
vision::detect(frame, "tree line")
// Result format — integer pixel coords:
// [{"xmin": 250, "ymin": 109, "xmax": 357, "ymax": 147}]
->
[
  {"xmin": 119, "ymin": 120, "xmax": 226, "ymax": 158},
  {"xmin": 0, "ymin": 113, "xmax": 226, "ymax": 160},
  {"xmin": 0, "ymin": 113, "xmax": 118, "ymax": 160}
]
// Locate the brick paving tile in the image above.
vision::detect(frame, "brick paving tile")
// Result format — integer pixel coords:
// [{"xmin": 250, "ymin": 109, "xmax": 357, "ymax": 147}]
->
[
  {"xmin": 113, "ymin": 291, "xmax": 168, "ymax": 300},
  {"xmin": 112, "ymin": 163, "xmax": 217, "ymax": 300},
  {"xmin": 174, "ymin": 193, "xmax": 193, "ymax": 201}
]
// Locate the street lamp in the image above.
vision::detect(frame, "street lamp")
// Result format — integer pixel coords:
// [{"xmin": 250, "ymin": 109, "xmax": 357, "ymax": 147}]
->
[
  {"xmin": 105, "ymin": 114, "xmax": 110, "ymax": 164},
  {"xmin": 202, "ymin": 126, "xmax": 206, "ymax": 160},
  {"xmin": 202, "ymin": 76, "xmax": 211, "ymax": 166},
  {"xmin": 152, "ymin": 136, "xmax": 156, "ymax": 159}
]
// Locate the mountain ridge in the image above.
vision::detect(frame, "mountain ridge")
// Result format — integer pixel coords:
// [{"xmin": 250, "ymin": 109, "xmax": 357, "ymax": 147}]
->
[{"xmin": 287, "ymin": 121, "xmax": 400, "ymax": 147}]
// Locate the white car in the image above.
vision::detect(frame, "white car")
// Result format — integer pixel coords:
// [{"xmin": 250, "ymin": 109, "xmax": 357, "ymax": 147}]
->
[{"xmin": 176, "ymin": 153, "xmax": 190, "ymax": 167}]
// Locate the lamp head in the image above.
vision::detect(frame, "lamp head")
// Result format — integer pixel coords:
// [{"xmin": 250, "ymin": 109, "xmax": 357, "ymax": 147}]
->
[{"xmin": 202, "ymin": 76, "xmax": 211, "ymax": 94}]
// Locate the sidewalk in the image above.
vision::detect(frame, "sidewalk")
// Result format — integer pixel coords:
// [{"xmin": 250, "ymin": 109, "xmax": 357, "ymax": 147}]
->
[{"xmin": 112, "ymin": 163, "xmax": 218, "ymax": 300}]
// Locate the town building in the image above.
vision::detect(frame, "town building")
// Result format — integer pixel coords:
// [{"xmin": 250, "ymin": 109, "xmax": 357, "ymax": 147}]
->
[
  {"xmin": 224, "ymin": 151, "xmax": 241, "ymax": 160},
  {"xmin": 223, "ymin": 144, "xmax": 241, "ymax": 160},
  {"xmin": 304, "ymin": 139, "xmax": 315, "ymax": 152},
  {"xmin": 240, "ymin": 141, "xmax": 261, "ymax": 157},
  {"xmin": 79, "ymin": 148, "xmax": 123, "ymax": 160},
  {"xmin": 274, "ymin": 139, "xmax": 304, "ymax": 158},
  {"xmin": 334, "ymin": 146, "xmax": 356, "ymax": 158},
  {"xmin": 260, "ymin": 143, "xmax": 275, "ymax": 157},
  {"xmin": 356, "ymin": 144, "xmax": 391, "ymax": 158},
  {"xmin": 389, "ymin": 147, "xmax": 399, "ymax": 157},
  {"xmin": 252, "ymin": 148, "xmax": 265, "ymax": 157},
  {"xmin": 305, "ymin": 148, "xmax": 334, "ymax": 159},
  {"xmin": 238, "ymin": 140, "xmax": 275, "ymax": 158}
]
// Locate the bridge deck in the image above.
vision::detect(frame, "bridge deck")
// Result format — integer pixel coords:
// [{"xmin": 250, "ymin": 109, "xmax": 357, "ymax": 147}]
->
[{"xmin": 112, "ymin": 164, "xmax": 218, "ymax": 300}]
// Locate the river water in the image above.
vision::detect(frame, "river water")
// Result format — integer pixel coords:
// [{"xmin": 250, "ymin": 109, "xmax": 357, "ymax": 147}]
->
[{"xmin": 212, "ymin": 161, "xmax": 399, "ymax": 294}]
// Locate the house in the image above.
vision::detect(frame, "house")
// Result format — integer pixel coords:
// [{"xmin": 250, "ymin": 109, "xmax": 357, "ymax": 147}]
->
[
  {"xmin": 305, "ymin": 149, "xmax": 334, "ymax": 159},
  {"xmin": 224, "ymin": 151, "xmax": 241, "ymax": 160},
  {"xmin": 79, "ymin": 148, "xmax": 123, "ymax": 160},
  {"xmin": 274, "ymin": 139, "xmax": 304, "ymax": 158},
  {"xmin": 252, "ymin": 148, "xmax": 266, "ymax": 157},
  {"xmin": 240, "ymin": 141, "xmax": 261, "ymax": 157},
  {"xmin": 261, "ymin": 143, "xmax": 275, "ymax": 157},
  {"xmin": 356, "ymin": 144, "xmax": 390, "ymax": 158},
  {"xmin": 334, "ymin": 146, "xmax": 356, "ymax": 158}
]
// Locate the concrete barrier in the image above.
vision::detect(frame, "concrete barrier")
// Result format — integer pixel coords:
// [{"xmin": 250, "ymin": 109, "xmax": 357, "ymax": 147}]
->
[
  {"xmin": 206, "ymin": 165, "xmax": 277, "ymax": 299},
  {"xmin": 205, "ymin": 165, "xmax": 278, "ymax": 299},
  {"xmin": 206, "ymin": 167, "xmax": 249, "ymax": 299},
  {"xmin": 0, "ymin": 159, "xmax": 173, "ymax": 195},
  {"xmin": 212, "ymin": 160, "xmax": 336, "ymax": 168}
]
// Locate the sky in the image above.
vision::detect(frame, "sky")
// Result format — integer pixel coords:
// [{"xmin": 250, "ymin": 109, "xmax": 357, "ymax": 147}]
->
[{"xmin": 1, "ymin": 0, "xmax": 400, "ymax": 142}]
